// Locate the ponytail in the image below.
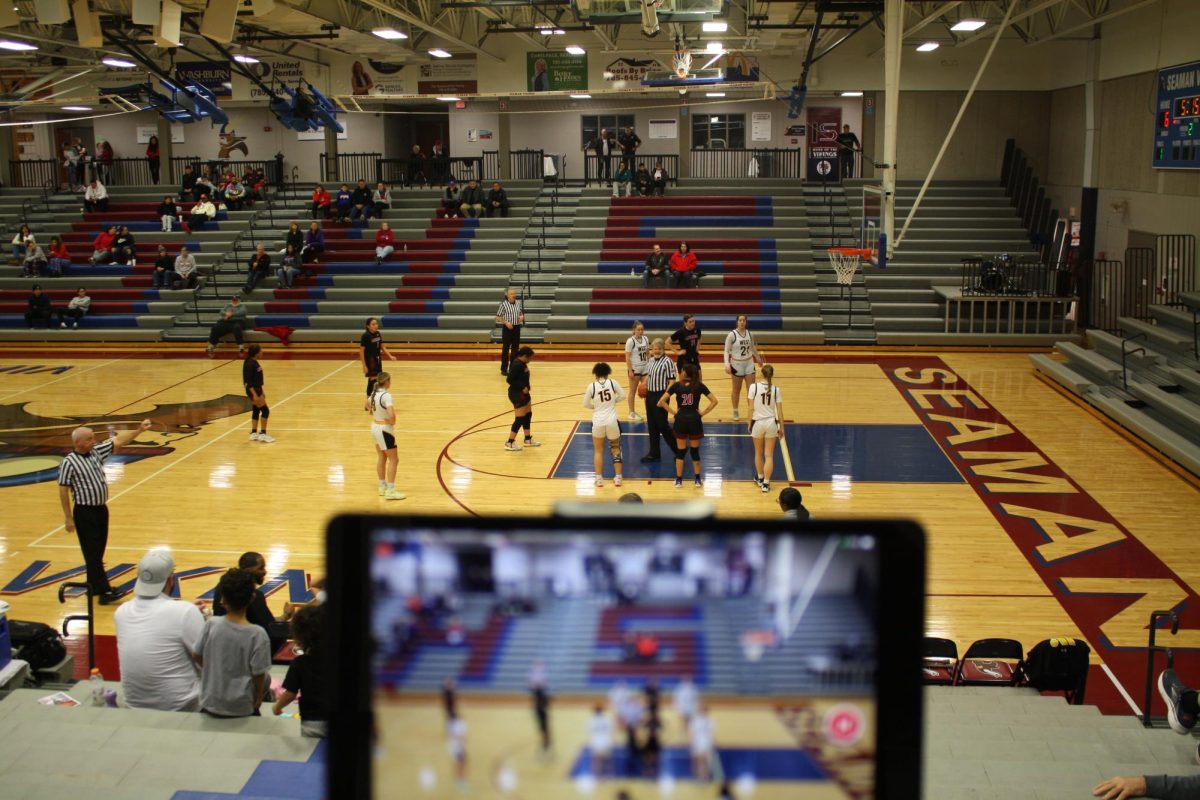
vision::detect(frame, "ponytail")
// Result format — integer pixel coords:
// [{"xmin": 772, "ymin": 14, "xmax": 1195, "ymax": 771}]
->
[{"xmin": 762, "ymin": 363, "xmax": 774, "ymax": 398}]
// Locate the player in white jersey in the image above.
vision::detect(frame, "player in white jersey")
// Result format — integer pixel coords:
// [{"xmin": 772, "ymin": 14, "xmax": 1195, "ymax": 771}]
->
[
  {"xmin": 623, "ymin": 320, "xmax": 650, "ymax": 421},
  {"xmin": 447, "ymin": 712, "xmax": 468, "ymax": 786},
  {"xmin": 584, "ymin": 362, "xmax": 627, "ymax": 488},
  {"xmin": 747, "ymin": 363, "xmax": 783, "ymax": 494},
  {"xmin": 689, "ymin": 705, "xmax": 716, "ymax": 781},
  {"xmin": 368, "ymin": 372, "xmax": 405, "ymax": 500},
  {"xmin": 588, "ymin": 704, "xmax": 614, "ymax": 775},
  {"xmin": 723, "ymin": 314, "xmax": 762, "ymax": 420}
]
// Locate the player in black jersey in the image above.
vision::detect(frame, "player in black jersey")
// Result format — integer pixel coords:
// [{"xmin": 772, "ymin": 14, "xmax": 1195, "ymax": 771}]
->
[
  {"xmin": 657, "ymin": 363, "xmax": 716, "ymax": 488},
  {"xmin": 670, "ymin": 314, "xmax": 703, "ymax": 380},
  {"xmin": 243, "ymin": 344, "xmax": 275, "ymax": 443},
  {"xmin": 359, "ymin": 317, "xmax": 395, "ymax": 401},
  {"xmin": 505, "ymin": 346, "xmax": 540, "ymax": 451}
]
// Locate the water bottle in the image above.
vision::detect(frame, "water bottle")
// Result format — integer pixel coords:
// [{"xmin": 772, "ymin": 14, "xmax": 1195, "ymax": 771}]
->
[{"xmin": 89, "ymin": 667, "xmax": 104, "ymax": 706}]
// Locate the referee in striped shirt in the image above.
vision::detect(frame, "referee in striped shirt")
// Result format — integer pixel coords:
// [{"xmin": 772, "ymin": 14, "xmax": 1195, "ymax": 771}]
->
[
  {"xmin": 495, "ymin": 287, "xmax": 525, "ymax": 375},
  {"xmin": 641, "ymin": 338, "xmax": 679, "ymax": 462},
  {"xmin": 57, "ymin": 418, "xmax": 153, "ymax": 604}
]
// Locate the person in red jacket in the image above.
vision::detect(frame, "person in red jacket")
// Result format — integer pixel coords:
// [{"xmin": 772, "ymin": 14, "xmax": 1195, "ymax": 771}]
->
[
  {"xmin": 47, "ymin": 237, "xmax": 71, "ymax": 277},
  {"xmin": 88, "ymin": 226, "xmax": 117, "ymax": 265},
  {"xmin": 374, "ymin": 222, "xmax": 396, "ymax": 265},
  {"xmin": 310, "ymin": 185, "xmax": 332, "ymax": 220},
  {"xmin": 668, "ymin": 242, "xmax": 697, "ymax": 289}
]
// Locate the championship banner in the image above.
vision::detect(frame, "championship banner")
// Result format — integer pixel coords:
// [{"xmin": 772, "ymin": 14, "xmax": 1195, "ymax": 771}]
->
[
  {"xmin": 527, "ymin": 51, "xmax": 587, "ymax": 92},
  {"xmin": 806, "ymin": 106, "xmax": 842, "ymax": 181}
]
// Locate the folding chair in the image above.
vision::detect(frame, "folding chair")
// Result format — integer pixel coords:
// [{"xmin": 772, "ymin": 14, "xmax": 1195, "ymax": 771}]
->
[
  {"xmin": 922, "ymin": 637, "xmax": 958, "ymax": 685},
  {"xmin": 953, "ymin": 638, "xmax": 1024, "ymax": 686}
]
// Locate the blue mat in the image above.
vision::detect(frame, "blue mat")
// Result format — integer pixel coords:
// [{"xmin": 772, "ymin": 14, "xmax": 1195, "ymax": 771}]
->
[
  {"xmin": 568, "ymin": 745, "xmax": 827, "ymax": 782},
  {"xmin": 584, "ymin": 314, "xmax": 785, "ymax": 329}
]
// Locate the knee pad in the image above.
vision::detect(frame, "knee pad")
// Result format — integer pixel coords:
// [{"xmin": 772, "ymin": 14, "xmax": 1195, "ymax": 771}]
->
[
  {"xmin": 611, "ymin": 443, "xmax": 622, "ymax": 463},
  {"xmin": 511, "ymin": 418, "xmax": 523, "ymax": 433},
  {"xmin": 523, "ymin": 411, "xmax": 533, "ymax": 428},
  {"xmin": 260, "ymin": 405, "xmax": 270, "ymax": 419},
  {"xmin": 689, "ymin": 446, "xmax": 700, "ymax": 461},
  {"xmin": 251, "ymin": 406, "xmax": 261, "ymax": 421}
]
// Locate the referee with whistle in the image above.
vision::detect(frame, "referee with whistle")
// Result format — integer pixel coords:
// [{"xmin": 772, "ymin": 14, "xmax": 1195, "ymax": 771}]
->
[
  {"xmin": 57, "ymin": 418, "xmax": 153, "ymax": 604},
  {"xmin": 641, "ymin": 338, "xmax": 679, "ymax": 463},
  {"xmin": 496, "ymin": 287, "xmax": 524, "ymax": 376}
]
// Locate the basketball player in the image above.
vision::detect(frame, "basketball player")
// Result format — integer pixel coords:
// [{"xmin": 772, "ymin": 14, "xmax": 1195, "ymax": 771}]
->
[
  {"xmin": 689, "ymin": 705, "xmax": 716, "ymax": 781},
  {"xmin": 584, "ymin": 362, "xmax": 627, "ymax": 488},
  {"xmin": 588, "ymin": 704, "xmax": 613, "ymax": 776},
  {"xmin": 447, "ymin": 711, "xmax": 468, "ymax": 788},
  {"xmin": 368, "ymin": 372, "xmax": 405, "ymax": 500},
  {"xmin": 723, "ymin": 315, "xmax": 763, "ymax": 421},
  {"xmin": 670, "ymin": 314, "xmax": 703, "ymax": 379},
  {"xmin": 623, "ymin": 320, "xmax": 650, "ymax": 421},
  {"xmin": 748, "ymin": 364, "xmax": 783, "ymax": 494},
  {"xmin": 673, "ymin": 674, "xmax": 699, "ymax": 731},
  {"xmin": 243, "ymin": 344, "xmax": 275, "ymax": 443},
  {"xmin": 505, "ymin": 346, "xmax": 540, "ymax": 451},
  {"xmin": 532, "ymin": 685, "xmax": 552, "ymax": 757},
  {"xmin": 359, "ymin": 317, "xmax": 395, "ymax": 401},
  {"xmin": 657, "ymin": 363, "xmax": 717, "ymax": 488},
  {"xmin": 442, "ymin": 677, "xmax": 458, "ymax": 725}
]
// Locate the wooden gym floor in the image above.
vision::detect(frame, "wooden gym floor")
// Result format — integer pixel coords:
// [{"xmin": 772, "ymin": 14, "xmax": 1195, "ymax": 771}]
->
[{"xmin": 0, "ymin": 342, "xmax": 1197, "ymax": 720}]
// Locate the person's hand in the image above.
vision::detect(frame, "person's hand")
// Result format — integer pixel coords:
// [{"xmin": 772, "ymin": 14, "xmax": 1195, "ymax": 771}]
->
[
  {"xmin": 64, "ymin": 517, "xmax": 75, "ymax": 533},
  {"xmin": 272, "ymin": 702, "xmax": 283, "ymax": 716},
  {"xmin": 387, "ymin": 352, "xmax": 396, "ymax": 361},
  {"xmin": 1092, "ymin": 776, "xmax": 1147, "ymax": 800},
  {"xmin": 362, "ymin": 364, "xmax": 369, "ymax": 375},
  {"xmin": 724, "ymin": 365, "xmax": 732, "ymax": 375}
]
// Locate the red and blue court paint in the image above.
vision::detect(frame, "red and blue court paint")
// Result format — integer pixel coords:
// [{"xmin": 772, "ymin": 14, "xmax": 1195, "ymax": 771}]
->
[{"xmin": 567, "ymin": 745, "xmax": 827, "ymax": 782}]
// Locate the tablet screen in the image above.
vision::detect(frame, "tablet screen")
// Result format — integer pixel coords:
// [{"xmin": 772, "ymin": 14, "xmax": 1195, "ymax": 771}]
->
[{"xmin": 363, "ymin": 522, "xmax": 891, "ymax": 799}]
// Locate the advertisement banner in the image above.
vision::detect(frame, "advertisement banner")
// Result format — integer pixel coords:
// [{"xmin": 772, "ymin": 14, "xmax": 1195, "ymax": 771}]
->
[
  {"xmin": 527, "ymin": 51, "xmax": 587, "ymax": 92},
  {"xmin": 418, "ymin": 57, "xmax": 477, "ymax": 95},
  {"xmin": 232, "ymin": 57, "xmax": 325, "ymax": 101},
  {"xmin": 177, "ymin": 60, "xmax": 231, "ymax": 98},
  {"xmin": 604, "ymin": 56, "xmax": 657, "ymax": 84},
  {"xmin": 807, "ymin": 146, "xmax": 840, "ymax": 181},
  {"xmin": 329, "ymin": 57, "xmax": 407, "ymax": 96}
]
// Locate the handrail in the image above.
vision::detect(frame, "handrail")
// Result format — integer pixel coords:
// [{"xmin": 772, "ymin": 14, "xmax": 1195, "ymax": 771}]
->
[
  {"xmin": 1120, "ymin": 332, "xmax": 1148, "ymax": 393},
  {"xmin": 20, "ymin": 197, "xmax": 31, "ymax": 226},
  {"xmin": 58, "ymin": 580, "xmax": 96, "ymax": 671},
  {"xmin": 1142, "ymin": 609, "xmax": 1179, "ymax": 727}
]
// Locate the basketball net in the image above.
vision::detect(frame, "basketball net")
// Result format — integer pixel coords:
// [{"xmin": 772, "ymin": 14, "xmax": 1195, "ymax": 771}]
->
[
  {"xmin": 828, "ymin": 248, "xmax": 865, "ymax": 287},
  {"xmin": 673, "ymin": 39, "xmax": 692, "ymax": 79}
]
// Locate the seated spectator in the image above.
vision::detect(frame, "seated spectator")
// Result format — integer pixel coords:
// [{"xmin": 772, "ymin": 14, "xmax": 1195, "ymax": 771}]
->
[
  {"xmin": 301, "ymin": 221, "xmax": 325, "ymax": 263},
  {"xmin": 112, "ymin": 226, "xmax": 136, "ymax": 265},
  {"xmin": 184, "ymin": 194, "xmax": 216, "ymax": 233},
  {"xmin": 486, "ymin": 181, "xmax": 510, "ymax": 218},
  {"xmin": 24, "ymin": 284, "xmax": 53, "ymax": 329},
  {"xmin": 613, "ymin": 163, "xmax": 633, "ymax": 198},
  {"xmin": 223, "ymin": 178, "xmax": 247, "ymax": 211},
  {"xmin": 46, "ymin": 236, "xmax": 70, "ymax": 277},
  {"xmin": 634, "ymin": 164, "xmax": 652, "ymax": 196},
  {"xmin": 459, "ymin": 179, "xmax": 484, "ymax": 218},
  {"xmin": 375, "ymin": 222, "xmax": 395, "ymax": 264},
  {"xmin": 242, "ymin": 243, "xmax": 271, "ymax": 294},
  {"xmin": 206, "ymin": 295, "xmax": 248, "ymax": 354},
  {"xmin": 333, "ymin": 183, "xmax": 352, "ymax": 222},
  {"xmin": 277, "ymin": 244, "xmax": 301, "ymax": 289},
  {"xmin": 22, "ymin": 238, "xmax": 47, "ymax": 277},
  {"xmin": 643, "ymin": 243, "xmax": 669, "ymax": 288},
  {"xmin": 310, "ymin": 184, "xmax": 332, "ymax": 219},
  {"xmin": 194, "ymin": 167, "xmax": 216, "ymax": 200},
  {"xmin": 57, "ymin": 287, "xmax": 91, "ymax": 329},
  {"xmin": 441, "ymin": 181, "xmax": 461, "ymax": 218},
  {"xmin": 245, "ymin": 168, "xmax": 266, "ymax": 205},
  {"xmin": 779, "ymin": 487, "xmax": 811, "ymax": 520},
  {"xmin": 88, "ymin": 225, "xmax": 118, "ymax": 265},
  {"xmin": 635, "ymin": 633, "xmax": 660, "ymax": 661},
  {"xmin": 180, "ymin": 164, "xmax": 198, "ymax": 202},
  {"xmin": 10, "ymin": 223, "xmax": 32, "ymax": 263},
  {"xmin": 195, "ymin": 568, "xmax": 271, "ymax": 718},
  {"xmin": 158, "ymin": 195, "xmax": 181, "ymax": 232},
  {"xmin": 152, "ymin": 244, "xmax": 175, "ymax": 289},
  {"xmin": 271, "ymin": 604, "xmax": 329, "ymax": 737},
  {"xmin": 668, "ymin": 241, "xmax": 697, "ymax": 289},
  {"xmin": 651, "ymin": 161, "xmax": 668, "ymax": 196},
  {"xmin": 84, "ymin": 178, "xmax": 109, "ymax": 212},
  {"xmin": 349, "ymin": 179, "xmax": 373, "ymax": 221},
  {"xmin": 212, "ymin": 551, "xmax": 289, "ymax": 655},
  {"xmin": 281, "ymin": 221, "xmax": 303, "ymax": 256},
  {"xmin": 371, "ymin": 182, "xmax": 390, "ymax": 219},
  {"xmin": 174, "ymin": 246, "xmax": 198, "ymax": 289},
  {"xmin": 114, "ymin": 549, "xmax": 205, "ymax": 712}
]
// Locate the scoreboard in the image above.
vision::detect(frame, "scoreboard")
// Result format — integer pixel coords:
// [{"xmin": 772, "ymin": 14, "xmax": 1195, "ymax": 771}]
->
[{"xmin": 1154, "ymin": 60, "xmax": 1200, "ymax": 169}]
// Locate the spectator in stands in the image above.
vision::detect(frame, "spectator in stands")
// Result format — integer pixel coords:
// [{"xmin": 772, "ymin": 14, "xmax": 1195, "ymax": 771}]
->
[
  {"xmin": 24, "ymin": 284, "xmax": 53, "ymax": 329},
  {"xmin": 195, "ymin": 568, "xmax": 271, "ymax": 718},
  {"xmin": 333, "ymin": 183, "xmax": 353, "ymax": 222},
  {"xmin": 408, "ymin": 144, "xmax": 428, "ymax": 187},
  {"xmin": 158, "ymin": 195, "xmax": 181, "ymax": 232},
  {"xmin": 459, "ymin": 179, "xmax": 485, "ymax": 218},
  {"xmin": 643, "ymin": 243, "xmax": 669, "ymax": 288},
  {"xmin": 145, "ymin": 135, "xmax": 160, "ymax": 184},
  {"xmin": 56, "ymin": 287, "xmax": 90, "ymax": 329},
  {"xmin": 613, "ymin": 161, "xmax": 633, "ymax": 198},
  {"xmin": 74, "ymin": 139, "xmax": 89, "ymax": 186},
  {"xmin": 84, "ymin": 178, "xmax": 108, "ymax": 212},
  {"xmin": 778, "ymin": 487, "xmax": 810, "ymax": 520},
  {"xmin": 349, "ymin": 178, "xmax": 373, "ymax": 221},
  {"xmin": 272, "ymin": 604, "xmax": 329, "ymax": 737},
  {"xmin": 97, "ymin": 140, "xmax": 114, "ymax": 184},
  {"xmin": 281, "ymin": 221, "xmax": 303, "ymax": 256},
  {"xmin": 46, "ymin": 236, "xmax": 70, "ymax": 277},
  {"xmin": 10, "ymin": 223, "xmax": 32, "ymax": 263},
  {"xmin": 21, "ymin": 238, "xmax": 47, "ymax": 277},
  {"xmin": 669, "ymin": 242, "xmax": 698, "ymax": 289},
  {"xmin": 302, "ymin": 221, "xmax": 325, "ymax": 263},
  {"xmin": 651, "ymin": 161, "xmax": 669, "ymax": 196},
  {"xmin": 174, "ymin": 246, "xmax": 197, "ymax": 289},
  {"xmin": 152, "ymin": 245, "xmax": 175, "ymax": 289},
  {"xmin": 212, "ymin": 551, "xmax": 288, "ymax": 655},
  {"xmin": 1093, "ymin": 668, "xmax": 1200, "ymax": 799},
  {"xmin": 114, "ymin": 548, "xmax": 205, "ymax": 711},
  {"xmin": 310, "ymin": 184, "xmax": 331, "ymax": 219},
  {"xmin": 194, "ymin": 166, "xmax": 216, "ymax": 199},
  {"xmin": 590, "ymin": 127, "xmax": 615, "ymax": 184},
  {"xmin": 634, "ymin": 163, "xmax": 652, "ymax": 196},
  {"xmin": 372, "ymin": 182, "xmax": 390, "ymax": 219},
  {"xmin": 184, "ymin": 194, "xmax": 216, "ymax": 233},
  {"xmin": 112, "ymin": 226, "xmax": 137, "ymax": 266},
  {"xmin": 486, "ymin": 182, "xmax": 510, "ymax": 218},
  {"xmin": 180, "ymin": 164, "xmax": 198, "ymax": 202},
  {"xmin": 223, "ymin": 177, "xmax": 247, "ymax": 211},
  {"xmin": 64, "ymin": 139, "xmax": 83, "ymax": 191},
  {"xmin": 277, "ymin": 244, "xmax": 301, "ymax": 289},
  {"xmin": 242, "ymin": 243, "xmax": 272, "ymax": 294},
  {"xmin": 837, "ymin": 124, "xmax": 861, "ymax": 180},
  {"xmin": 618, "ymin": 125, "xmax": 642, "ymax": 170},
  {"xmin": 374, "ymin": 222, "xmax": 395, "ymax": 264},
  {"xmin": 442, "ymin": 180, "xmax": 461, "ymax": 218},
  {"xmin": 88, "ymin": 225, "xmax": 117, "ymax": 265},
  {"xmin": 243, "ymin": 168, "xmax": 266, "ymax": 206},
  {"xmin": 206, "ymin": 295, "xmax": 248, "ymax": 354},
  {"xmin": 430, "ymin": 139, "xmax": 449, "ymax": 185},
  {"xmin": 635, "ymin": 633, "xmax": 660, "ymax": 661}
]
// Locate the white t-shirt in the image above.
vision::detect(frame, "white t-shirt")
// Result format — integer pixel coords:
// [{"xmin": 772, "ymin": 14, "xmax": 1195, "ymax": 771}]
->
[
  {"xmin": 689, "ymin": 714, "xmax": 714, "ymax": 752},
  {"xmin": 583, "ymin": 378, "xmax": 626, "ymax": 428},
  {"xmin": 447, "ymin": 717, "xmax": 467, "ymax": 757},
  {"xmin": 114, "ymin": 593, "xmax": 205, "ymax": 711},
  {"xmin": 371, "ymin": 388, "xmax": 394, "ymax": 429},
  {"xmin": 589, "ymin": 713, "xmax": 613, "ymax": 752},
  {"xmin": 673, "ymin": 681, "xmax": 698, "ymax": 716},
  {"xmin": 625, "ymin": 335, "xmax": 650, "ymax": 373},
  {"xmin": 724, "ymin": 329, "xmax": 758, "ymax": 365},
  {"xmin": 748, "ymin": 381, "xmax": 781, "ymax": 422}
]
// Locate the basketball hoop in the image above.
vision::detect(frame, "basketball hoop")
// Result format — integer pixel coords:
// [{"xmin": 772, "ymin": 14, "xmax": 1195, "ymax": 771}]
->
[{"xmin": 827, "ymin": 247, "xmax": 870, "ymax": 287}]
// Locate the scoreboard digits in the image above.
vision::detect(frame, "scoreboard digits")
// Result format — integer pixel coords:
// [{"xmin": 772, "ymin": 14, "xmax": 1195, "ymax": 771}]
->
[{"xmin": 1154, "ymin": 61, "xmax": 1200, "ymax": 170}]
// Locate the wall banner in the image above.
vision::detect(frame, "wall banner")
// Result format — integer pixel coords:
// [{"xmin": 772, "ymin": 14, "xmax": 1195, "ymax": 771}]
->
[{"xmin": 527, "ymin": 51, "xmax": 587, "ymax": 92}]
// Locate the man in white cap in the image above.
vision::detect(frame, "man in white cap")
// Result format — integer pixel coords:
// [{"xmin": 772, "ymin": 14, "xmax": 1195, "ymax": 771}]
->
[{"xmin": 114, "ymin": 549, "xmax": 206, "ymax": 711}]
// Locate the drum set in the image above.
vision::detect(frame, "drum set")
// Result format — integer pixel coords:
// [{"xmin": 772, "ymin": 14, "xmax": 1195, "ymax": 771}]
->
[{"xmin": 962, "ymin": 254, "xmax": 1061, "ymax": 297}]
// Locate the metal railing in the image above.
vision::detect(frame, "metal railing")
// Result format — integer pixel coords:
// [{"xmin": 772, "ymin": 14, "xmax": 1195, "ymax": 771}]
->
[
  {"xmin": 1000, "ymin": 139, "xmax": 1056, "ymax": 254},
  {"xmin": 58, "ymin": 580, "xmax": 96, "ymax": 671},
  {"xmin": 690, "ymin": 148, "xmax": 802, "ymax": 179},
  {"xmin": 1156, "ymin": 233, "xmax": 1197, "ymax": 307},
  {"xmin": 959, "ymin": 257, "xmax": 1075, "ymax": 298},
  {"xmin": 376, "ymin": 153, "xmax": 499, "ymax": 187},
  {"xmin": 1121, "ymin": 332, "xmax": 1148, "ymax": 392},
  {"xmin": 319, "ymin": 151, "xmax": 381, "ymax": 183},
  {"xmin": 583, "ymin": 154, "xmax": 680, "ymax": 188},
  {"xmin": 169, "ymin": 158, "xmax": 282, "ymax": 188},
  {"xmin": 9, "ymin": 159, "xmax": 58, "ymax": 188},
  {"xmin": 1141, "ymin": 609, "xmax": 1178, "ymax": 727},
  {"xmin": 510, "ymin": 149, "xmax": 545, "ymax": 181}
]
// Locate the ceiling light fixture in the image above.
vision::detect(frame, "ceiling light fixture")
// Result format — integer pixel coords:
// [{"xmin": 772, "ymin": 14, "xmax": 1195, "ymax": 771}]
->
[
  {"xmin": 569, "ymin": 93, "xmax": 591, "ymax": 99},
  {"xmin": 101, "ymin": 56, "xmax": 136, "ymax": 67},
  {"xmin": 950, "ymin": 19, "xmax": 986, "ymax": 31},
  {"xmin": 916, "ymin": 42, "xmax": 940, "ymax": 52},
  {"xmin": 62, "ymin": 105, "xmax": 92, "ymax": 111},
  {"xmin": 705, "ymin": 41, "xmax": 724, "ymax": 54},
  {"xmin": 428, "ymin": 48, "xmax": 452, "ymax": 58},
  {"xmin": 372, "ymin": 28, "xmax": 407, "ymax": 40},
  {"xmin": 840, "ymin": 91, "xmax": 864, "ymax": 97},
  {"xmin": 565, "ymin": 45, "xmax": 585, "ymax": 55},
  {"xmin": 233, "ymin": 54, "xmax": 259, "ymax": 63},
  {"xmin": 0, "ymin": 39, "xmax": 37, "ymax": 51},
  {"xmin": 705, "ymin": 92, "xmax": 725, "ymax": 97},
  {"xmin": 552, "ymin": 28, "xmax": 565, "ymax": 34},
  {"xmin": 702, "ymin": 21, "xmax": 728, "ymax": 32},
  {"xmin": 436, "ymin": 96, "xmax": 460, "ymax": 102}
]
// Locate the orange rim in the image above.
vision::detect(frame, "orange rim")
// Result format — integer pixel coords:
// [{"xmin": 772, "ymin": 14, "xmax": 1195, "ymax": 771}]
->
[{"xmin": 827, "ymin": 247, "xmax": 872, "ymax": 257}]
